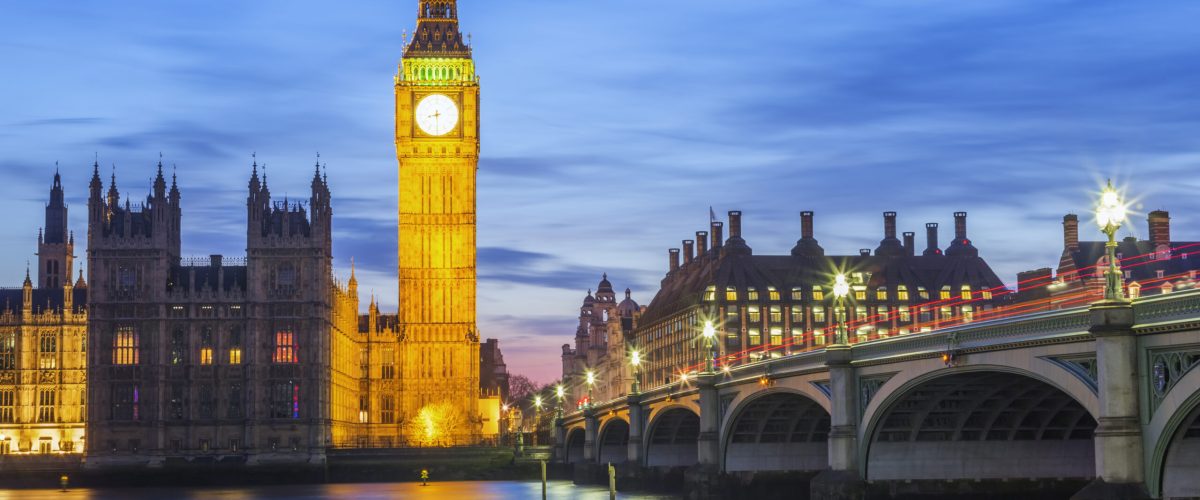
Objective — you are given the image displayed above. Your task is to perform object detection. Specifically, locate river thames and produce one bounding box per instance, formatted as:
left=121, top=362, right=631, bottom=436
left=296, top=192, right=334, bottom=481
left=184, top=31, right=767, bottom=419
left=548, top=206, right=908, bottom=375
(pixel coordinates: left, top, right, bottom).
left=0, top=481, right=680, bottom=499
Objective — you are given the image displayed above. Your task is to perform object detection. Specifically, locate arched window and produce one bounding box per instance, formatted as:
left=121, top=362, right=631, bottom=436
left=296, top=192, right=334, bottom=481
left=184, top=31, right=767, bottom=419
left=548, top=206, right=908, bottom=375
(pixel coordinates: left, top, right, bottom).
left=113, top=327, right=139, bottom=365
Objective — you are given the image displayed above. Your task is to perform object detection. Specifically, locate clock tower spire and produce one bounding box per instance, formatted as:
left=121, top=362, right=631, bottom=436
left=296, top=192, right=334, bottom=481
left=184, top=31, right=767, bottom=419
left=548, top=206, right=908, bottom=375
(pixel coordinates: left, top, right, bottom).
left=394, top=0, right=481, bottom=445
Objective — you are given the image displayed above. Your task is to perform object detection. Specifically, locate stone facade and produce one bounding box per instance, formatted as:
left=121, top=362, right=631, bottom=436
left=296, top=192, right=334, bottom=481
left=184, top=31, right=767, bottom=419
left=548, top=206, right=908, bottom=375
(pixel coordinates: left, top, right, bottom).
left=0, top=172, right=87, bottom=455
left=561, top=275, right=642, bottom=409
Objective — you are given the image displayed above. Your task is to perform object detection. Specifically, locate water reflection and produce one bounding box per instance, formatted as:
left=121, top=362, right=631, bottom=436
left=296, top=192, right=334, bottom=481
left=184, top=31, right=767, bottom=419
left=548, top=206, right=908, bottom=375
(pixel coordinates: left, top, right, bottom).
left=0, top=480, right=680, bottom=500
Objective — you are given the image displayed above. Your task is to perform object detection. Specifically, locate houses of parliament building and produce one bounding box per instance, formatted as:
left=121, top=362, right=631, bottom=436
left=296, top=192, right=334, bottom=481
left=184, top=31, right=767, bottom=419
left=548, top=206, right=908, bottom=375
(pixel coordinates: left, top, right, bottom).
left=0, top=0, right=503, bottom=466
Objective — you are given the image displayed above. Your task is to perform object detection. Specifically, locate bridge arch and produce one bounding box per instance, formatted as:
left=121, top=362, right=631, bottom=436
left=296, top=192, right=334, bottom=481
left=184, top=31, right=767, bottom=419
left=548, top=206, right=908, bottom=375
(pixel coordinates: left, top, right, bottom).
left=721, top=389, right=830, bottom=472
left=1147, top=359, right=1200, bottom=498
left=564, top=427, right=586, bottom=464
left=860, top=365, right=1097, bottom=483
left=644, top=406, right=700, bottom=467
left=597, top=417, right=630, bottom=465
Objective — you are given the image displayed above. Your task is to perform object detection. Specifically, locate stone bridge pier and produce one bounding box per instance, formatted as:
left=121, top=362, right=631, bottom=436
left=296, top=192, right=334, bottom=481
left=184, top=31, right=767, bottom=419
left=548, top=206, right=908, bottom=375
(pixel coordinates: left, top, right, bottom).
left=556, top=292, right=1200, bottom=499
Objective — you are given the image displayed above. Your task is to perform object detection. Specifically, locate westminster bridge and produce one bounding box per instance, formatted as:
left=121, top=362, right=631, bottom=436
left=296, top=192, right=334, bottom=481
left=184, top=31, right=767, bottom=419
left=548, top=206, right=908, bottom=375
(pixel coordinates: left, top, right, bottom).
left=554, top=290, right=1200, bottom=499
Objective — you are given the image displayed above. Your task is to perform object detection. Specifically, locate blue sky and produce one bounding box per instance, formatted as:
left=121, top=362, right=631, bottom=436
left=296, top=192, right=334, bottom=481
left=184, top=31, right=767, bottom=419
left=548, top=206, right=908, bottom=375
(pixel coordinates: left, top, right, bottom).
left=3, top=0, right=1200, bottom=384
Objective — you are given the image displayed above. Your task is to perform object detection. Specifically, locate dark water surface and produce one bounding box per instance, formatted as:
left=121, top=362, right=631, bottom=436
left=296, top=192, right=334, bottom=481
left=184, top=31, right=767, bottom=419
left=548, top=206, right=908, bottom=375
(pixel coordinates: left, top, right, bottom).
left=0, top=480, right=681, bottom=499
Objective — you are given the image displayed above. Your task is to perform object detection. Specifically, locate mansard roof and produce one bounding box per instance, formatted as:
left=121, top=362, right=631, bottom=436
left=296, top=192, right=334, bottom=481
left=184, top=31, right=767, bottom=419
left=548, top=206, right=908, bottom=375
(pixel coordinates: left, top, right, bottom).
left=1062, top=238, right=1200, bottom=283
left=0, top=287, right=87, bottom=315
left=638, top=251, right=1007, bottom=327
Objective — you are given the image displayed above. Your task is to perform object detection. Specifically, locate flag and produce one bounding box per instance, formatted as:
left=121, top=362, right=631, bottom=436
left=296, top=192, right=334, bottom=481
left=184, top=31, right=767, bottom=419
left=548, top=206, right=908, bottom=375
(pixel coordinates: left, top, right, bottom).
left=709, top=206, right=716, bottom=223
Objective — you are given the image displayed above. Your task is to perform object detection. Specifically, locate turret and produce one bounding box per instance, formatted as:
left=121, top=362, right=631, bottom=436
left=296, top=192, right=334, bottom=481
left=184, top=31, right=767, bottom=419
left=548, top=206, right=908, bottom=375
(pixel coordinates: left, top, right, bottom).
left=39, top=169, right=73, bottom=288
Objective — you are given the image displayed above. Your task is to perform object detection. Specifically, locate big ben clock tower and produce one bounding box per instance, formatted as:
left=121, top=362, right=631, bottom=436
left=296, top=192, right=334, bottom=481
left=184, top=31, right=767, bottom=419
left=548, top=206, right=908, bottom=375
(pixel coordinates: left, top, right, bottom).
left=395, top=0, right=480, bottom=442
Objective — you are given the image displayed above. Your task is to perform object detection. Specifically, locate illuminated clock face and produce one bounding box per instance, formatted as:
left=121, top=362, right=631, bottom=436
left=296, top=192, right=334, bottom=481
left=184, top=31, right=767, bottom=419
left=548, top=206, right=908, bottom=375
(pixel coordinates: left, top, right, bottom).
left=415, top=94, right=459, bottom=136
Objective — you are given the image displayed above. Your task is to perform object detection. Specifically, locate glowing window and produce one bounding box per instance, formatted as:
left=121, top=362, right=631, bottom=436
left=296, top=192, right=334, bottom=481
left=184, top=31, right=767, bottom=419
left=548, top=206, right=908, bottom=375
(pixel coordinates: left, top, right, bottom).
left=918, top=287, right=929, bottom=300
left=876, top=288, right=888, bottom=301
left=199, top=328, right=213, bottom=365
left=899, top=306, right=911, bottom=322
left=747, top=287, right=759, bottom=301
left=897, top=285, right=909, bottom=301
left=381, top=348, right=396, bottom=379
left=854, top=287, right=867, bottom=301
left=0, top=334, right=14, bottom=370
left=790, top=306, right=803, bottom=323
left=769, top=306, right=782, bottom=323
left=39, top=334, right=57, bottom=369
left=960, top=285, right=972, bottom=300
left=725, top=287, right=737, bottom=301
left=703, top=286, right=716, bottom=301
left=748, top=329, right=761, bottom=346
left=767, top=287, right=780, bottom=301
left=113, top=327, right=139, bottom=365
left=982, top=290, right=993, bottom=300
left=769, top=328, right=783, bottom=346
left=940, top=286, right=951, bottom=300
left=791, top=287, right=803, bottom=300
left=811, top=286, right=824, bottom=301
left=273, top=330, right=298, bottom=364
left=747, top=306, right=761, bottom=324
left=813, top=306, right=826, bottom=323
left=855, top=306, right=867, bottom=322
left=228, top=328, right=243, bottom=365
left=0, top=389, right=14, bottom=423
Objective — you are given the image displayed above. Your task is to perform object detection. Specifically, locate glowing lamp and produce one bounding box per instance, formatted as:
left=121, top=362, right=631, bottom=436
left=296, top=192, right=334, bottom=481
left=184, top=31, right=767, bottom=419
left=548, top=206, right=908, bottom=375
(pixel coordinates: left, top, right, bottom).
left=702, top=321, right=716, bottom=340
left=555, top=385, right=565, bottom=399
left=679, top=372, right=689, bottom=382
left=534, top=395, right=543, bottom=409
left=1096, top=181, right=1126, bottom=230
left=585, top=370, right=596, bottom=386
left=833, top=274, right=850, bottom=299
left=631, top=350, right=641, bottom=367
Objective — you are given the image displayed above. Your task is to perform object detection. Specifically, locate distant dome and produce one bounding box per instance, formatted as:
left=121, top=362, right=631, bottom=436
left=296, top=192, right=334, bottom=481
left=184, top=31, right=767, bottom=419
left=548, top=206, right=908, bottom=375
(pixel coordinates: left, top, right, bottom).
left=596, top=273, right=615, bottom=294
left=617, top=288, right=639, bottom=316
left=582, top=290, right=595, bottom=305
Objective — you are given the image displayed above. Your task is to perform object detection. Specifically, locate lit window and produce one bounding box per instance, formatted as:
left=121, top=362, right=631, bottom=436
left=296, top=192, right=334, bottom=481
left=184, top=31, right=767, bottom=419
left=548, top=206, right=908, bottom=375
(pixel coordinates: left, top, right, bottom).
left=877, top=306, right=888, bottom=321
left=725, top=287, right=737, bottom=301
left=113, top=327, right=139, bottom=365
left=769, top=328, right=783, bottom=346
left=963, top=305, right=974, bottom=322
left=199, top=328, right=214, bottom=365
left=273, top=330, right=298, bottom=364
left=813, top=306, right=826, bottom=323
left=855, top=306, right=867, bottom=322
left=982, top=290, right=992, bottom=300
left=748, top=329, right=761, bottom=346
left=899, top=306, right=911, bottom=322
left=0, top=389, right=13, bottom=423
left=747, top=306, right=761, bottom=324
left=918, top=287, right=929, bottom=300
left=813, top=329, right=825, bottom=345
left=940, top=306, right=952, bottom=320
left=876, top=288, right=888, bottom=301
left=897, top=285, right=909, bottom=301
left=791, top=287, right=803, bottom=300
left=228, top=328, right=243, bottom=365
left=854, top=286, right=867, bottom=301
left=960, top=285, right=972, bottom=300
left=769, top=306, right=782, bottom=323
left=852, top=272, right=865, bottom=284
left=0, top=334, right=14, bottom=370
left=747, top=287, right=759, bottom=301
left=381, top=348, right=396, bottom=379
left=790, top=306, right=804, bottom=323
left=811, top=286, right=824, bottom=301
left=940, top=286, right=951, bottom=300
left=767, top=287, right=780, bottom=301
left=39, top=334, right=57, bottom=369
left=36, top=390, right=56, bottom=423
left=703, top=286, right=716, bottom=301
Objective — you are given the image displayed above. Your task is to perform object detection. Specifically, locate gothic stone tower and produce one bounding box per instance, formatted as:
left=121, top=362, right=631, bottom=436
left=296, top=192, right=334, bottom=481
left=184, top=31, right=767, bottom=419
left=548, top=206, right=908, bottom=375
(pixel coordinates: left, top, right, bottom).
left=38, top=170, right=75, bottom=289
left=395, top=0, right=480, bottom=441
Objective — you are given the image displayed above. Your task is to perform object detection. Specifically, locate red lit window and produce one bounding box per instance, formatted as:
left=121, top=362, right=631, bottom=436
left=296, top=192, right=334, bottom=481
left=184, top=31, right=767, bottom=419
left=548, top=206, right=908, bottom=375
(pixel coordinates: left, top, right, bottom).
left=273, top=330, right=297, bottom=364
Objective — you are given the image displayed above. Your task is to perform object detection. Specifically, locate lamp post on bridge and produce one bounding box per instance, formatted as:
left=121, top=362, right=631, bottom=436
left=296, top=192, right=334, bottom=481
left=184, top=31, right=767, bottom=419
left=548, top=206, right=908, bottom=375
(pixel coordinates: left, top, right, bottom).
left=629, top=348, right=641, bottom=395
left=1096, top=179, right=1128, bottom=302
left=832, top=273, right=851, bottom=345
left=585, top=369, right=596, bottom=410
left=701, top=320, right=717, bottom=373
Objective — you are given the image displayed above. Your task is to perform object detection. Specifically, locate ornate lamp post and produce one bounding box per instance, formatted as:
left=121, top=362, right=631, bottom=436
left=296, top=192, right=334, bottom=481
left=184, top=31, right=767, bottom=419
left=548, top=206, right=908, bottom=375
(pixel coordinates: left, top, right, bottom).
left=832, top=273, right=851, bottom=345
left=532, top=395, right=543, bottom=446
left=585, top=369, right=596, bottom=410
left=701, top=320, right=717, bottom=373
left=629, top=349, right=642, bottom=395
left=554, top=384, right=565, bottom=419
left=1096, top=180, right=1128, bottom=301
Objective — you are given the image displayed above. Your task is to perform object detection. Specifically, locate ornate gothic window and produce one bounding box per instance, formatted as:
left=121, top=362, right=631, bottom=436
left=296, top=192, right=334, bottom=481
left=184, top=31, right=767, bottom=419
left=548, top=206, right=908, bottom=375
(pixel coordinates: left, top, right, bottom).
left=37, top=390, right=56, bottom=423
left=227, top=328, right=242, bottom=365
left=381, top=348, right=395, bottom=379
left=170, top=329, right=187, bottom=365
left=227, top=383, right=244, bottom=419
left=113, top=327, right=139, bottom=365
left=381, top=395, right=396, bottom=424
left=0, top=389, right=14, bottom=423
left=169, top=383, right=185, bottom=419
left=273, top=330, right=297, bottom=364
left=198, top=384, right=214, bottom=419
left=0, top=333, right=15, bottom=370
left=270, top=380, right=300, bottom=419
left=199, top=328, right=214, bottom=365
left=111, top=383, right=139, bottom=420
left=39, top=334, right=57, bottom=369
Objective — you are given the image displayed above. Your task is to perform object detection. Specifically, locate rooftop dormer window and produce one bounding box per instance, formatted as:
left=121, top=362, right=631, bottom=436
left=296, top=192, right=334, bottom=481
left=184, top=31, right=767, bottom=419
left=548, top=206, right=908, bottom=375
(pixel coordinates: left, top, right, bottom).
left=747, top=287, right=759, bottom=301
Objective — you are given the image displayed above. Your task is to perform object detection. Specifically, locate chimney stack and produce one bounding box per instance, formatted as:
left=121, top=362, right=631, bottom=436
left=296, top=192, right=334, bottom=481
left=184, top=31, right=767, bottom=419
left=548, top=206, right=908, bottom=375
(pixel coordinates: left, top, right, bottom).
left=924, top=223, right=941, bottom=256
left=859, top=249, right=871, bottom=257
left=903, top=232, right=915, bottom=257
left=1149, top=210, right=1171, bottom=247
left=696, top=231, right=709, bottom=255
left=884, top=211, right=897, bottom=239
left=728, top=211, right=742, bottom=240
left=801, top=211, right=815, bottom=239
left=683, top=240, right=695, bottom=265
left=711, top=221, right=723, bottom=250
left=668, top=248, right=680, bottom=272
left=954, top=212, right=968, bottom=241
left=1063, top=214, right=1079, bottom=252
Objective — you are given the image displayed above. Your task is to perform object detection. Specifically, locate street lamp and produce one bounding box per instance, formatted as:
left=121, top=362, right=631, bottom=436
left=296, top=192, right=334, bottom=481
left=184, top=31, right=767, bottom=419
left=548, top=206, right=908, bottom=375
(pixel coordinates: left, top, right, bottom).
left=629, top=349, right=642, bottom=395
left=532, top=395, right=543, bottom=446
left=585, top=370, right=595, bottom=409
left=554, top=384, right=565, bottom=419
left=1096, top=180, right=1128, bottom=301
left=701, top=320, right=717, bottom=373
left=832, top=273, right=851, bottom=345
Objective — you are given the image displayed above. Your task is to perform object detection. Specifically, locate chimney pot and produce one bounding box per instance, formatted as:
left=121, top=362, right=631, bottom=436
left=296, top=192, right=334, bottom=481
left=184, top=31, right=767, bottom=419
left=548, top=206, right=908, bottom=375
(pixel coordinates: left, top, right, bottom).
left=903, top=232, right=915, bottom=257
left=801, top=211, right=815, bottom=239
left=954, top=212, right=968, bottom=240
left=696, top=231, right=709, bottom=255
left=859, top=248, right=871, bottom=257
left=711, top=222, right=723, bottom=249
left=728, top=211, right=742, bottom=240
left=683, top=240, right=695, bottom=265
left=883, top=212, right=897, bottom=239
left=668, top=249, right=680, bottom=272
left=1149, top=210, right=1171, bottom=247
left=1063, top=214, right=1079, bottom=251
left=924, top=223, right=941, bottom=256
